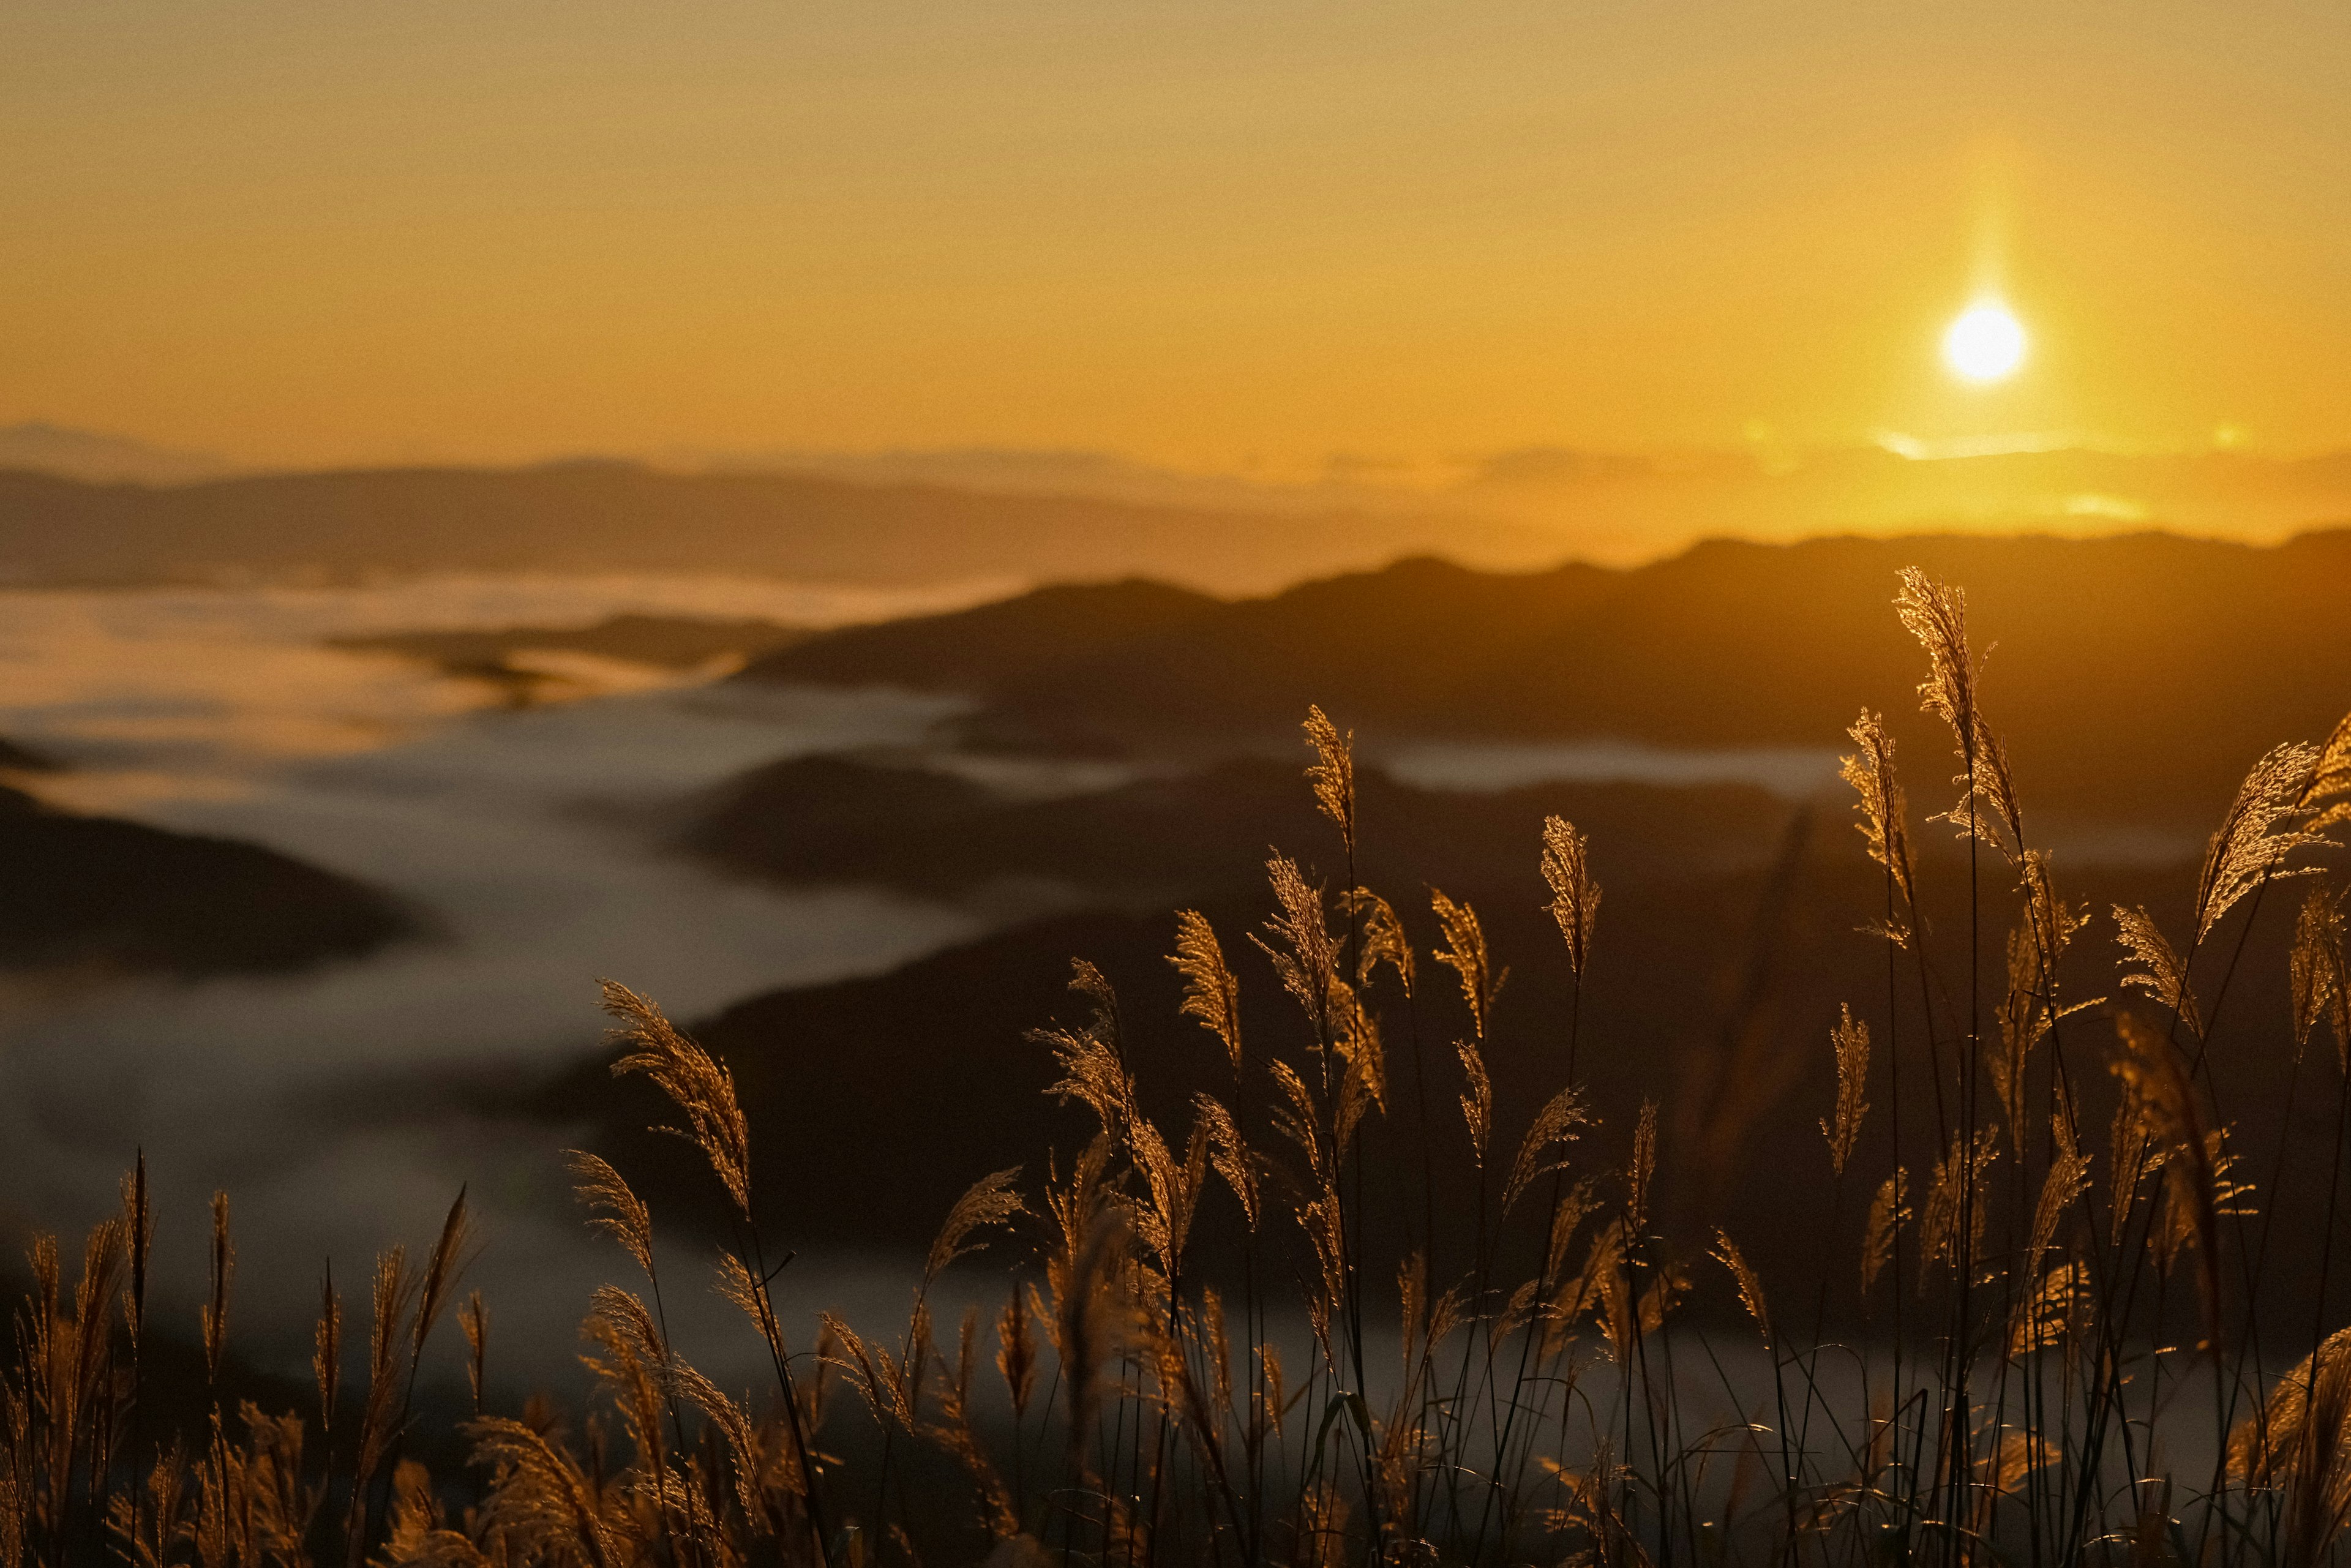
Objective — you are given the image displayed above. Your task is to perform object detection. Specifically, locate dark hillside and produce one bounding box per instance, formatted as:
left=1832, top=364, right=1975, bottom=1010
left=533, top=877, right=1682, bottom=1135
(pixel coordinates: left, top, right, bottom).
left=683, top=754, right=1791, bottom=904
left=0, top=786, right=415, bottom=973
left=0, top=737, right=60, bottom=773
left=744, top=579, right=1221, bottom=694
left=740, top=530, right=2351, bottom=827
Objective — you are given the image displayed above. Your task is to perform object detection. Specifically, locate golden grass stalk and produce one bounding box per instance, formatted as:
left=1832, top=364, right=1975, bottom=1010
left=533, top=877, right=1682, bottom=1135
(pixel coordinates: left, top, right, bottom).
left=1895, top=566, right=2023, bottom=857
left=1335, top=972, right=1387, bottom=1105
left=1860, top=1169, right=1908, bottom=1299
left=1974, top=1432, right=2058, bottom=1507
left=1840, top=708, right=1919, bottom=925
left=927, top=1168, right=1027, bottom=1286
left=996, top=1283, right=1039, bottom=1421
left=464, top=1414, right=624, bottom=1567
left=2007, top=1260, right=2087, bottom=1359
left=1543, top=1178, right=1600, bottom=1289
left=821, top=1307, right=921, bottom=1433
left=1302, top=704, right=1357, bottom=858
left=1193, top=1092, right=1262, bottom=1230
left=1539, top=814, right=1600, bottom=979
left=1820, top=1005, right=1870, bottom=1177
left=1169, top=909, right=1244, bottom=1071
left=1340, top=887, right=1415, bottom=997
left=1709, top=1230, right=1771, bottom=1345
left=673, top=1357, right=774, bottom=1529
left=1453, top=1040, right=1492, bottom=1168
left=2232, top=1329, right=2351, bottom=1568
left=2309, top=710, right=2351, bottom=833
left=1430, top=888, right=1504, bottom=1041
left=1125, top=1112, right=1200, bottom=1279
left=1036, top=969, right=1138, bottom=1140
left=2025, top=1146, right=2092, bottom=1280
left=2292, top=883, right=2350, bottom=1068
left=565, top=1149, right=656, bottom=1280
left=1256, top=856, right=1341, bottom=1044
left=1502, top=1086, right=1589, bottom=1215
left=2195, top=739, right=2327, bottom=940
left=1917, top=1130, right=1998, bottom=1292
left=2113, top=904, right=2204, bottom=1038
left=1625, top=1100, right=1659, bottom=1238
left=601, top=978, right=754, bottom=1219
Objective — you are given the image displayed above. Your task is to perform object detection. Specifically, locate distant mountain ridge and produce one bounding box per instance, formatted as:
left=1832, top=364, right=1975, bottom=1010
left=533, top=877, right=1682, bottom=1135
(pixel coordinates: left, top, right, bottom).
left=0, top=460, right=1556, bottom=594
left=0, top=422, right=235, bottom=486
left=8, top=434, right=2349, bottom=592
left=713, top=440, right=2351, bottom=554
left=738, top=529, right=2351, bottom=828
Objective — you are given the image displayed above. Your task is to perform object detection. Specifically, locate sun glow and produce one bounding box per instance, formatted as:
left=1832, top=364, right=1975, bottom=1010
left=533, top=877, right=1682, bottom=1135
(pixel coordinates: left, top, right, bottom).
left=1942, top=302, right=2028, bottom=383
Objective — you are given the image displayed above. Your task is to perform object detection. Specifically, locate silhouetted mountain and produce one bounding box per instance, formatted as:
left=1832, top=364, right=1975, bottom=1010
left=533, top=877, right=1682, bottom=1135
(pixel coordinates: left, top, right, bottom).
left=0, top=786, right=415, bottom=973
left=683, top=753, right=1790, bottom=904
left=0, top=736, right=60, bottom=773
left=0, top=462, right=1553, bottom=593
left=763, top=579, right=1218, bottom=691
left=741, top=530, right=2351, bottom=828
left=0, top=422, right=235, bottom=485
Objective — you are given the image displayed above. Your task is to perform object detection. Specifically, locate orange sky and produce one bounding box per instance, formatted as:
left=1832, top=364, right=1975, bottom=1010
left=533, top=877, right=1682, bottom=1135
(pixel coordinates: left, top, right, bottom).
left=5, top=2, right=2348, bottom=476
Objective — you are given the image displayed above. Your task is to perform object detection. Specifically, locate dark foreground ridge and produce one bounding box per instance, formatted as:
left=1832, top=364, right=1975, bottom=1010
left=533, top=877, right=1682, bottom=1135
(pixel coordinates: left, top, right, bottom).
left=0, top=784, right=416, bottom=973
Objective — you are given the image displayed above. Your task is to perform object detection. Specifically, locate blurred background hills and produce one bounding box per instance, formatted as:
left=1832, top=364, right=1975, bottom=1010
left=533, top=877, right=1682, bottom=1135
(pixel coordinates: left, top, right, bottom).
left=6, top=420, right=2350, bottom=588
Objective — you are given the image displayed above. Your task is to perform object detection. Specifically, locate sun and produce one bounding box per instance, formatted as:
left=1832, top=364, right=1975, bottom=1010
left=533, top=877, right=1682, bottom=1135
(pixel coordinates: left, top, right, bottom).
left=1942, top=301, right=2027, bottom=383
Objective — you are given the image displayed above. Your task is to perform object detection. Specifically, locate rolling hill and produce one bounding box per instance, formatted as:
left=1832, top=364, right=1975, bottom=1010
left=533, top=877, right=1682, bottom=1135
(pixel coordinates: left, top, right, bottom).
left=0, top=784, right=416, bottom=974
left=739, top=529, right=2351, bottom=830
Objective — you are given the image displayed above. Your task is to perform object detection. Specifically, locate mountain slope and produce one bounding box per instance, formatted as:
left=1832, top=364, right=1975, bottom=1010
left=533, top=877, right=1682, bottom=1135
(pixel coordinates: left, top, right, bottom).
left=681, top=754, right=1790, bottom=902
left=0, top=786, right=415, bottom=973
left=740, top=530, right=2351, bottom=827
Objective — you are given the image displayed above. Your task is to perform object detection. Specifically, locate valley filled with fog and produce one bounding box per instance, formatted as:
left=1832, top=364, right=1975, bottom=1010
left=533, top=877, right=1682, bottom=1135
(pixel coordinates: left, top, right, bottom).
left=0, top=575, right=1016, bottom=1386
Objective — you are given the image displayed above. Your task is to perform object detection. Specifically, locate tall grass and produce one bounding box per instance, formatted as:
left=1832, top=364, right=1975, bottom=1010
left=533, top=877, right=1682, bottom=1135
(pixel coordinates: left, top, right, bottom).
left=7, top=569, right=2351, bottom=1567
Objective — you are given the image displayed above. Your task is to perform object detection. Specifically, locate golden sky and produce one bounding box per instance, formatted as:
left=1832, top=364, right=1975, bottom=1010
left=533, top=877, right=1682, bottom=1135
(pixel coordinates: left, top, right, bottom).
left=5, top=2, right=2348, bottom=475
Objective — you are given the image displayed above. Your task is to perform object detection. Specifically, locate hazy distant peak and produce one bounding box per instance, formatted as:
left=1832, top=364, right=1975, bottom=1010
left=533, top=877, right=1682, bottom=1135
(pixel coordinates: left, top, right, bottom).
left=0, top=422, right=236, bottom=485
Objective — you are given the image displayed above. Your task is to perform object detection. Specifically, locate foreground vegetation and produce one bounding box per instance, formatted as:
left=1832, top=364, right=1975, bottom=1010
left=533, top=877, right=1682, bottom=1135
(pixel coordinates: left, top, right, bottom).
left=9, top=570, right=2351, bottom=1567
